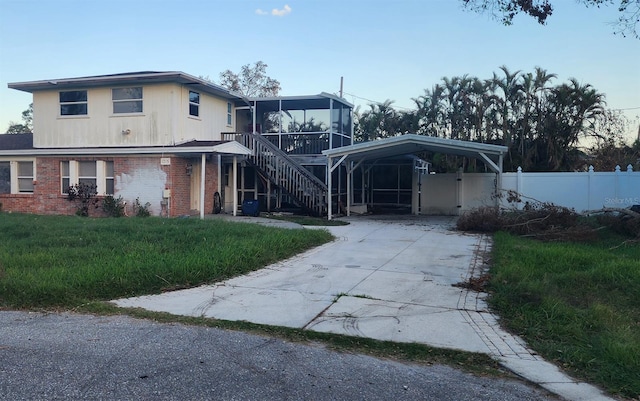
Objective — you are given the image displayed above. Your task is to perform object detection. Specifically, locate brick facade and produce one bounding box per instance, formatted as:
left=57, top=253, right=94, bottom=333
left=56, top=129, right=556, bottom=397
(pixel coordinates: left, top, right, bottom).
left=0, top=154, right=220, bottom=218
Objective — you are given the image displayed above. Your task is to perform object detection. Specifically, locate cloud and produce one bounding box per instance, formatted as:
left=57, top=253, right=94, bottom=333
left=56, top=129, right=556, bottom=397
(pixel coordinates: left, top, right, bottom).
left=255, top=4, right=292, bottom=17
left=271, top=4, right=292, bottom=17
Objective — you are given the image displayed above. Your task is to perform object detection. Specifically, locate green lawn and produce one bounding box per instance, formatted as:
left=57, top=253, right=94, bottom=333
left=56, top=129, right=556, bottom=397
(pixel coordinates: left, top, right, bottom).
left=3, top=213, right=639, bottom=396
left=0, top=213, right=333, bottom=309
left=0, top=212, right=504, bottom=378
left=490, top=231, right=640, bottom=398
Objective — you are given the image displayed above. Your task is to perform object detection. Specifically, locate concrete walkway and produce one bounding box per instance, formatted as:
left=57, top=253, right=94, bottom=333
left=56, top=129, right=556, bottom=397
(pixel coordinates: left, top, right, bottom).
left=114, top=215, right=613, bottom=401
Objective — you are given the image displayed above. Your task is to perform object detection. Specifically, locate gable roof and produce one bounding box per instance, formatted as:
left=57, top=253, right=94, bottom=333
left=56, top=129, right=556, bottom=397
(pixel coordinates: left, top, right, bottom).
left=8, top=71, right=243, bottom=101
left=0, top=133, right=34, bottom=150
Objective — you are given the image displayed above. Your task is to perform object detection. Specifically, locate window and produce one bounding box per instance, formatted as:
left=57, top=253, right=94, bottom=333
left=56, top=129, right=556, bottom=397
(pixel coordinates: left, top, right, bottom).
left=60, top=90, right=88, bottom=115
left=0, top=160, right=36, bottom=194
left=0, top=162, right=10, bottom=194
left=189, top=91, right=200, bottom=117
left=61, top=161, right=70, bottom=193
left=61, top=160, right=114, bottom=195
left=105, top=161, right=114, bottom=195
left=227, top=102, right=232, bottom=126
left=112, top=87, right=143, bottom=113
left=17, top=161, right=34, bottom=193
left=78, top=161, right=97, bottom=188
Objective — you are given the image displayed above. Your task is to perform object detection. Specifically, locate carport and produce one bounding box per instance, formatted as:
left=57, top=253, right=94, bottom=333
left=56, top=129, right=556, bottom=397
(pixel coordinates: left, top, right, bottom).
left=322, top=134, right=508, bottom=220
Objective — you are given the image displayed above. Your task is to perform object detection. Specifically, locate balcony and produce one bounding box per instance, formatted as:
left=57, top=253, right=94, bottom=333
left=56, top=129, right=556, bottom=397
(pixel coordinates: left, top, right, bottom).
left=233, top=93, right=353, bottom=156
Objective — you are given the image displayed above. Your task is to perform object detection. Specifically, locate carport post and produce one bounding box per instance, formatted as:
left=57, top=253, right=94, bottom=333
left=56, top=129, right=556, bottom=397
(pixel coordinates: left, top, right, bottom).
left=327, top=157, right=333, bottom=220
left=327, top=155, right=347, bottom=220
left=346, top=161, right=351, bottom=216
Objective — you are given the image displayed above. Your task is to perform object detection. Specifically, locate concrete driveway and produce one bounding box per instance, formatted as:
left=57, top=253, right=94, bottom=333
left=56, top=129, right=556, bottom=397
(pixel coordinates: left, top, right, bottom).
left=114, top=215, right=613, bottom=401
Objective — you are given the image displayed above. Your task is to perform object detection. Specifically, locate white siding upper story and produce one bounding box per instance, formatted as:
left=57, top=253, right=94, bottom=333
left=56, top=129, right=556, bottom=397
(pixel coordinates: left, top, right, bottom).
left=32, top=83, right=235, bottom=148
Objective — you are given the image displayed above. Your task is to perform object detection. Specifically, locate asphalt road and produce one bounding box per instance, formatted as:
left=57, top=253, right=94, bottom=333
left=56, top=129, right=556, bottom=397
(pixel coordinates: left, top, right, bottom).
left=0, top=311, right=557, bottom=401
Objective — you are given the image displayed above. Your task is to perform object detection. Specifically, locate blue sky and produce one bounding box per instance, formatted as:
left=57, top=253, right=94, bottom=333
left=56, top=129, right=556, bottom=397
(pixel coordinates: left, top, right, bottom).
left=1, top=0, right=639, bottom=141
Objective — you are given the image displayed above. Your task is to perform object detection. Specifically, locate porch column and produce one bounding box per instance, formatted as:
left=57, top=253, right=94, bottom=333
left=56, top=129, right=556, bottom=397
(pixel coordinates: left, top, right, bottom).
left=233, top=156, right=238, bottom=216
left=200, top=153, right=206, bottom=219
left=217, top=154, right=222, bottom=197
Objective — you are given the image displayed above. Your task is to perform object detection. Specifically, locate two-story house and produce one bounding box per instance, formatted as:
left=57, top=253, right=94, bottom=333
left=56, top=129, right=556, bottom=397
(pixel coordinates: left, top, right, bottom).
left=0, top=71, right=354, bottom=217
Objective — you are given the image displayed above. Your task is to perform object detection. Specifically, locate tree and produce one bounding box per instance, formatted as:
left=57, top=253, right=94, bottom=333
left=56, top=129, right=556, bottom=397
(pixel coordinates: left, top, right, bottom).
left=5, top=103, right=33, bottom=134
left=460, top=0, right=640, bottom=38
left=219, top=61, right=281, bottom=98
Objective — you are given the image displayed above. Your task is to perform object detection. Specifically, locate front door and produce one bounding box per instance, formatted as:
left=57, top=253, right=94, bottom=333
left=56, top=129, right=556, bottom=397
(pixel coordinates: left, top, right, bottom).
left=190, top=160, right=201, bottom=213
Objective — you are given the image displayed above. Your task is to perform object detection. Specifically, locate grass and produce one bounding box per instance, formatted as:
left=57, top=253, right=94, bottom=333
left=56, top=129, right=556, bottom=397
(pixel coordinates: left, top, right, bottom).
left=0, top=212, right=509, bottom=380
left=490, top=230, right=640, bottom=398
left=0, top=213, right=333, bottom=309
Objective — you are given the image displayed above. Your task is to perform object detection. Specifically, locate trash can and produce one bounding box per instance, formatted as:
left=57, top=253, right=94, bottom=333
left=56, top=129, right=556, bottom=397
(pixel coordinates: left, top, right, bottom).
left=242, top=199, right=260, bottom=217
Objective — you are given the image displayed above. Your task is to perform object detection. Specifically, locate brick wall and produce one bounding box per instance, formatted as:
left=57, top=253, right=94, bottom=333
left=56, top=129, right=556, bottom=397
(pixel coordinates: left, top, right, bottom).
left=0, top=154, right=220, bottom=218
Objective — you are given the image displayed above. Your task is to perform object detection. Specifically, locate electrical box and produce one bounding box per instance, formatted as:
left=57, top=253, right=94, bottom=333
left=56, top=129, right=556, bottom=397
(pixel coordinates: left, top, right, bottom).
left=163, top=189, right=171, bottom=198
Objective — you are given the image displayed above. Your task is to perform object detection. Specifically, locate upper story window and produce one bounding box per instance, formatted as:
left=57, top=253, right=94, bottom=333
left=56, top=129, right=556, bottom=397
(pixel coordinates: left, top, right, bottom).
left=60, top=90, right=88, bottom=115
left=227, top=102, right=232, bottom=126
left=189, top=91, right=200, bottom=117
left=112, top=87, right=143, bottom=114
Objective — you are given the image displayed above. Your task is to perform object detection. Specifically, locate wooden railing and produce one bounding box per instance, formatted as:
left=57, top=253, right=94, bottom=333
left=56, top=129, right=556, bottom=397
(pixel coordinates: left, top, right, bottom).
left=223, top=132, right=327, bottom=216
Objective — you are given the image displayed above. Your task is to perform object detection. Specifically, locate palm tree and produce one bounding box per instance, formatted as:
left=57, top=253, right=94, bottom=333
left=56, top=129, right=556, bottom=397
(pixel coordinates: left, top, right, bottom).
left=537, top=78, right=605, bottom=170
left=493, top=66, right=523, bottom=168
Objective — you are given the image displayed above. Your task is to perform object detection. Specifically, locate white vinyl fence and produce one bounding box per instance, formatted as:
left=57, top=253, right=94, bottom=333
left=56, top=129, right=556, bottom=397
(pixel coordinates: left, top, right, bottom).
left=414, top=165, right=640, bottom=215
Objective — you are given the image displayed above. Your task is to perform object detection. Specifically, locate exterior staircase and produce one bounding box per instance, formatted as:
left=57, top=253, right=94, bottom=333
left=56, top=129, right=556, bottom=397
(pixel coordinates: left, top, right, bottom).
left=226, top=132, right=327, bottom=216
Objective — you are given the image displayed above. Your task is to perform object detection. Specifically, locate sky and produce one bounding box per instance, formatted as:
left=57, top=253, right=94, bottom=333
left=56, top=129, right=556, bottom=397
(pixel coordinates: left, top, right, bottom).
left=1, top=0, right=639, bottom=142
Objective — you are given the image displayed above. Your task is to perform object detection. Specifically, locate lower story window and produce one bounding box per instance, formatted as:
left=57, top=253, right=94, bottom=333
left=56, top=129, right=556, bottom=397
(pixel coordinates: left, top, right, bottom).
left=0, top=161, right=9, bottom=194
left=61, top=160, right=114, bottom=195
left=0, top=160, right=35, bottom=194
left=17, top=161, right=34, bottom=193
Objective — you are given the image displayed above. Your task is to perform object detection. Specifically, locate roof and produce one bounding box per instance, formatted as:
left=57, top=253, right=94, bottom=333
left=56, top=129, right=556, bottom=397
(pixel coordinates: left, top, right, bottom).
left=0, top=136, right=251, bottom=157
left=0, top=133, right=34, bottom=150
left=8, top=71, right=244, bottom=101
left=323, top=134, right=508, bottom=173
left=252, top=92, right=353, bottom=111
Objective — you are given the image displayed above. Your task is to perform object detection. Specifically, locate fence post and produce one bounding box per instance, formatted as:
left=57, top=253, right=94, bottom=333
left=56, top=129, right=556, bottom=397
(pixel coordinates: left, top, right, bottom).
left=615, top=165, right=621, bottom=201
left=587, top=165, right=594, bottom=211
left=516, top=166, right=522, bottom=209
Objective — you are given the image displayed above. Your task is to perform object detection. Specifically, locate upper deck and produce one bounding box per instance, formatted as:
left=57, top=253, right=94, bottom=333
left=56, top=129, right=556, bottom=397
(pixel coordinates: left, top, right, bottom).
left=233, top=93, right=353, bottom=157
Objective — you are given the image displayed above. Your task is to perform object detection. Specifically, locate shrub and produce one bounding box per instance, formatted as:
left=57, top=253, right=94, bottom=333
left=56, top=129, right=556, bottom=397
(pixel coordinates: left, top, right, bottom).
left=134, top=198, right=151, bottom=217
left=67, top=183, right=98, bottom=217
left=102, top=195, right=125, bottom=217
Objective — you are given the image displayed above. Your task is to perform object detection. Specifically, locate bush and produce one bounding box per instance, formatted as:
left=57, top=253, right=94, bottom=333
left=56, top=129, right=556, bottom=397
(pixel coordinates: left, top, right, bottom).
left=134, top=198, right=151, bottom=217
left=102, top=195, right=125, bottom=217
left=67, top=183, right=98, bottom=217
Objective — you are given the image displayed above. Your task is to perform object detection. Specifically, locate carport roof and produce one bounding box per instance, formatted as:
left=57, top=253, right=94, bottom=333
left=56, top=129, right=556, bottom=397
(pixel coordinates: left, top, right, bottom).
left=322, top=134, right=508, bottom=173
